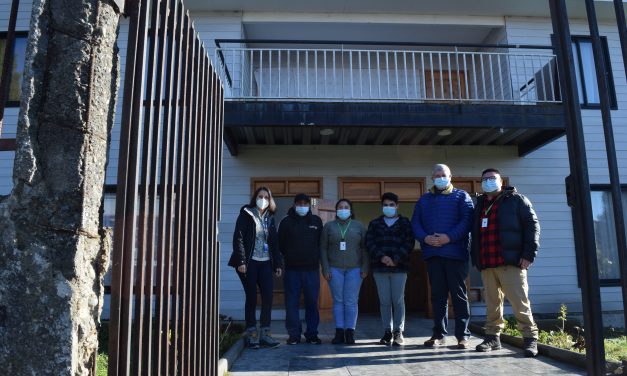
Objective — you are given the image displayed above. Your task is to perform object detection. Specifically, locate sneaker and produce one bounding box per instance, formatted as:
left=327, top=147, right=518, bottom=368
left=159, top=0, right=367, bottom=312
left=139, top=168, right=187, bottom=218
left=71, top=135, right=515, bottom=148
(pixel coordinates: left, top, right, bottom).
left=286, top=336, right=301, bottom=345
left=247, top=328, right=260, bottom=349
left=305, top=335, right=322, bottom=345
left=332, top=328, right=345, bottom=345
left=523, top=337, right=538, bottom=357
left=379, top=330, right=393, bottom=345
left=424, top=336, right=446, bottom=347
left=457, top=338, right=470, bottom=349
left=475, top=335, right=501, bottom=352
left=392, top=331, right=405, bottom=346
left=259, top=328, right=280, bottom=348
left=345, top=328, right=355, bottom=345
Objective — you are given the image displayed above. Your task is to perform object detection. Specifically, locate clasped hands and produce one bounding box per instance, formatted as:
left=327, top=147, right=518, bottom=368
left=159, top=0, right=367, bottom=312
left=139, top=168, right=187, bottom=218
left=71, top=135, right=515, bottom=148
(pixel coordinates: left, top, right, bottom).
left=424, top=233, right=451, bottom=247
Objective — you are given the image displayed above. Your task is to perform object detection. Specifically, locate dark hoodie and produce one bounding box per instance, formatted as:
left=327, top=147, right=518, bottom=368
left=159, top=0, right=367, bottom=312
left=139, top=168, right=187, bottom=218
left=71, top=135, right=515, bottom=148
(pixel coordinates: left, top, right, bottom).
left=228, top=205, right=283, bottom=270
left=278, top=207, right=323, bottom=271
left=470, top=186, right=541, bottom=270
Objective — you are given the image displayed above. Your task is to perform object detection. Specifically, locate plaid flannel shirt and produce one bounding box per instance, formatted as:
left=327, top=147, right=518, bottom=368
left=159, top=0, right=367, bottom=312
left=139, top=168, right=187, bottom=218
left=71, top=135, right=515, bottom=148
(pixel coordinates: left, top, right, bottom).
left=479, top=197, right=505, bottom=269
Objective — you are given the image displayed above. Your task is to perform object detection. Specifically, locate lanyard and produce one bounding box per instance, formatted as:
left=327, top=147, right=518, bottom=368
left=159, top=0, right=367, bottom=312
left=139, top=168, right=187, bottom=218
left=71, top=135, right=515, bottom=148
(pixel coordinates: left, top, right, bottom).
left=337, top=220, right=352, bottom=240
left=483, top=193, right=503, bottom=216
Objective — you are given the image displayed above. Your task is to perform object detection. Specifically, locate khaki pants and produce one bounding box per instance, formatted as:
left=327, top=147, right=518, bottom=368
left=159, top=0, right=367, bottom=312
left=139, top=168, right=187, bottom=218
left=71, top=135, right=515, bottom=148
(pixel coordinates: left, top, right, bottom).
left=481, top=265, right=538, bottom=339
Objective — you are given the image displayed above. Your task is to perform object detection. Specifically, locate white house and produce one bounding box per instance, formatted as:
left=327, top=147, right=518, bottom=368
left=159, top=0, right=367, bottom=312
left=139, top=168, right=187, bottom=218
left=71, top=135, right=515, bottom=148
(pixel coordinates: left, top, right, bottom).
left=1, top=0, right=626, bottom=324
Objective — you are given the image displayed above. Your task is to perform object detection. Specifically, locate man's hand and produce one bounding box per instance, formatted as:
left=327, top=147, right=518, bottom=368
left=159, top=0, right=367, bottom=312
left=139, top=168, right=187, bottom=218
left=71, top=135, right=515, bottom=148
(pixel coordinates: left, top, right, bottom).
left=237, top=265, right=247, bottom=274
left=424, top=235, right=441, bottom=247
left=519, top=259, right=532, bottom=270
left=434, top=233, right=450, bottom=245
left=360, top=271, right=368, bottom=279
left=324, top=272, right=331, bottom=281
left=275, top=268, right=283, bottom=277
left=381, top=256, right=393, bottom=266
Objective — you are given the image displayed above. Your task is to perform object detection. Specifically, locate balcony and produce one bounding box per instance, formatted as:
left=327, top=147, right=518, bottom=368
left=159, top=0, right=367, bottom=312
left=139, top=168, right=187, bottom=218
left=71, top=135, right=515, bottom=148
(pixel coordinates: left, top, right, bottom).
left=215, top=41, right=565, bottom=156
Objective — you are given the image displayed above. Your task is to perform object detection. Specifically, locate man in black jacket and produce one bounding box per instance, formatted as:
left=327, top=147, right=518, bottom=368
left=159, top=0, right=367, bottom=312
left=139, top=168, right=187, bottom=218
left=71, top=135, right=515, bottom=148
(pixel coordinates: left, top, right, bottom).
left=471, top=168, right=540, bottom=357
left=279, top=193, right=324, bottom=345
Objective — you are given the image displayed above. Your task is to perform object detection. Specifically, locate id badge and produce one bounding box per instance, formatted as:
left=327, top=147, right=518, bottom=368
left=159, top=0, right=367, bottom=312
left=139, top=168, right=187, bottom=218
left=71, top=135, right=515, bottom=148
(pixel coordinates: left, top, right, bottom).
left=339, top=241, right=347, bottom=251
left=263, top=243, right=269, bottom=254
left=481, top=218, right=488, bottom=228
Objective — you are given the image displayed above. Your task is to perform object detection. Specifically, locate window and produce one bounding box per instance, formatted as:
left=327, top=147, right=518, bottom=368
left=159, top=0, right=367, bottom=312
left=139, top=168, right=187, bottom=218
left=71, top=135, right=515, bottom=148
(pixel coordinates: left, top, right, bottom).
left=571, top=36, right=617, bottom=108
left=0, top=32, right=28, bottom=106
left=590, top=187, right=627, bottom=283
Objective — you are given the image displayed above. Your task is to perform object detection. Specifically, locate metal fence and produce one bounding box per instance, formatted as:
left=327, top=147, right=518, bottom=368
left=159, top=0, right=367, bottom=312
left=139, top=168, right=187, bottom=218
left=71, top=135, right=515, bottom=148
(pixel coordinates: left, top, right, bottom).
left=107, top=0, right=223, bottom=375
left=216, top=47, right=560, bottom=104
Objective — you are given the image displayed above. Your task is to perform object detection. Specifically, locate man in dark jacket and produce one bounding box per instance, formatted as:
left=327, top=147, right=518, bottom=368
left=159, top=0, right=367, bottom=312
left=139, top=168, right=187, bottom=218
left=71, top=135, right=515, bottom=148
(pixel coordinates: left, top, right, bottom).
left=411, top=164, right=474, bottom=349
left=366, top=192, right=415, bottom=346
left=471, top=168, right=540, bottom=357
left=279, top=193, right=324, bottom=344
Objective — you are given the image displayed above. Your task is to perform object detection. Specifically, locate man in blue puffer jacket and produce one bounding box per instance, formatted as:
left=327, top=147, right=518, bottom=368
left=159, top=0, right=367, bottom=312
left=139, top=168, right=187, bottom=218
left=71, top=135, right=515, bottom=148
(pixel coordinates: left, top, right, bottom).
left=411, top=164, right=474, bottom=349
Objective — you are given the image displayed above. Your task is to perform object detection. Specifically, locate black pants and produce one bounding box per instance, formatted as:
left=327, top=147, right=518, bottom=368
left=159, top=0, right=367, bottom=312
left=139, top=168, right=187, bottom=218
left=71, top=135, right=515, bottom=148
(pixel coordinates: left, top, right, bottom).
left=237, top=259, right=274, bottom=329
left=426, top=256, right=471, bottom=340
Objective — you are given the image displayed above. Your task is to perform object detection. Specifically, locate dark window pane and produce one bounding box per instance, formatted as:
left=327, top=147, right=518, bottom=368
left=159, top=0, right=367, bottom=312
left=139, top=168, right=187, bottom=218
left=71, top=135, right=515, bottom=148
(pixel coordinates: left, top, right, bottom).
left=591, top=190, right=627, bottom=280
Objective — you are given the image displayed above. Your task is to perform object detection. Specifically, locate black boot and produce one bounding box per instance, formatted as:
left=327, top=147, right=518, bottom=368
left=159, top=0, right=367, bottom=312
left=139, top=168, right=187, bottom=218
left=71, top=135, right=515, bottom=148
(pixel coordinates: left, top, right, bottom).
left=523, top=337, right=538, bottom=357
left=332, top=328, right=345, bottom=344
left=345, top=328, right=355, bottom=344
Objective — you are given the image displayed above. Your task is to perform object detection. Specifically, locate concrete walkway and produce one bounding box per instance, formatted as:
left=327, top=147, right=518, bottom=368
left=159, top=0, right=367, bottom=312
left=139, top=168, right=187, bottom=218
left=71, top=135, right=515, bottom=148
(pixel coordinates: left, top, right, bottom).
left=229, top=315, right=585, bottom=375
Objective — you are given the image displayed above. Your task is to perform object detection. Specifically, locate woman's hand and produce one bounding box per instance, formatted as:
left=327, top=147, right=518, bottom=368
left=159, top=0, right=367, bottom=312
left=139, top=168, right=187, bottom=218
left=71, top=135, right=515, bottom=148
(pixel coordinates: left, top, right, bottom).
left=237, top=265, right=247, bottom=274
left=324, top=272, right=331, bottom=281
left=360, top=271, right=368, bottom=279
left=275, top=268, right=283, bottom=277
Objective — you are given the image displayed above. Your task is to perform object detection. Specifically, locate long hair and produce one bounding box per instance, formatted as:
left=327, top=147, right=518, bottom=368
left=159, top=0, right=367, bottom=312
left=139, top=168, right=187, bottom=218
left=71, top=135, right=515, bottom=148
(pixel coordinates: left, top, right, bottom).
left=249, top=186, right=277, bottom=214
left=335, top=198, right=355, bottom=219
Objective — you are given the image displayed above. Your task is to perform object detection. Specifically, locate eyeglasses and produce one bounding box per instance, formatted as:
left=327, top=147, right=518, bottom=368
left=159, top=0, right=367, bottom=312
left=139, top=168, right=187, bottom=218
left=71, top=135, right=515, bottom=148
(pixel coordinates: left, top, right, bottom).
left=481, top=176, right=499, bottom=182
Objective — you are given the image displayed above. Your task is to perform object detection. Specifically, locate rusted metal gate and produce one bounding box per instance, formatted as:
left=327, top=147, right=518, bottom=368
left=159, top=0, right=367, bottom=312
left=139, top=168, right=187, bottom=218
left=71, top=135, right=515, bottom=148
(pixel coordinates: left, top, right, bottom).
left=107, top=0, right=223, bottom=374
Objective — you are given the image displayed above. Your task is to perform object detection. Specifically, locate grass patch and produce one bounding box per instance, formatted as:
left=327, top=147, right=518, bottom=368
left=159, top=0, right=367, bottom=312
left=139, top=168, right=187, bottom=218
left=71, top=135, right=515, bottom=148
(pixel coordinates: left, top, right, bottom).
left=503, top=304, right=627, bottom=362
left=97, top=322, right=109, bottom=375
left=219, top=316, right=245, bottom=357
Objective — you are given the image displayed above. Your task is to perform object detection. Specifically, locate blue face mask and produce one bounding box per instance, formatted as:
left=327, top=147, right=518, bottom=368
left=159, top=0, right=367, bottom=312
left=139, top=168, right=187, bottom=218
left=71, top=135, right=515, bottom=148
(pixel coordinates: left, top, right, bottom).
left=295, top=206, right=309, bottom=216
left=482, top=179, right=500, bottom=193
left=433, top=177, right=450, bottom=189
left=382, top=206, right=397, bottom=218
left=337, top=209, right=351, bottom=221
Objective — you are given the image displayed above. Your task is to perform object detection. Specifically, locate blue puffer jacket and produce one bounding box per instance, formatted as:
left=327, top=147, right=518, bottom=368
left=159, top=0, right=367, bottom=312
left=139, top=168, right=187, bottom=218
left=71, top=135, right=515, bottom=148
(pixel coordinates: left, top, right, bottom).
left=411, top=185, right=474, bottom=261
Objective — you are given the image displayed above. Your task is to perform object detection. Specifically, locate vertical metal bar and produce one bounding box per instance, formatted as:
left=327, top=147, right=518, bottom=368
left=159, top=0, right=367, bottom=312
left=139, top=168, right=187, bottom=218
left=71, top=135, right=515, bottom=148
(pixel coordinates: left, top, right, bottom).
left=259, top=49, right=263, bottom=97
left=394, top=51, right=399, bottom=99
left=269, top=49, right=272, bottom=97
left=315, top=49, right=318, bottom=97
left=548, top=56, right=556, bottom=101
left=538, top=56, right=548, bottom=102
left=480, top=54, right=486, bottom=100
left=585, top=0, right=627, bottom=335
left=278, top=50, right=281, bottom=97
left=358, top=51, right=362, bottom=98
left=108, top=0, right=150, bottom=373
left=430, top=53, right=435, bottom=99
left=421, top=53, right=426, bottom=98
left=447, top=52, right=453, bottom=100
left=463, top=53, right=469, bottom=99
left=287, top=50, right=291, bottom=97
left=249, top=50, right=253, bottom=97
left=169, top=12, right=191, bottom=375
left=472, top=53, right=478, bottom=100
left=549, top=1, right=606, bottom=375
left=332, top=50, right=335, bottom=98
left=507, top=54, right=515, bottom=101
left=297, top=50, right=300, bottom=97
left=159, top=2, right=185, bottom=373
left=521, top=53, right=528, bottom=101
left=403, top=52, right=408, bottom=99
left=412, top=52, right=417, bottom=99
left=455, top=49, right=461, bottom=100
left=350, top=51, right=354, bottom=98
left=488, top=53, right=495, bottom=100
left=154, top=0, right=179, bottom=372
left=323, top=50, right=327, bottom=97
left=133, top=0, right=164, bottom=373
left=613, top=0, right=627, bottom=78
left=0, top=0, right=20, bottom=135
left=386, top=52, right=390, bottom=98
left=438, top=53, right=444, bottom=99
left=377, top=52, right=381, bottom=98
left=306, top=50, right=309, bottom=97
left=497, top=54, right=504, bottom=100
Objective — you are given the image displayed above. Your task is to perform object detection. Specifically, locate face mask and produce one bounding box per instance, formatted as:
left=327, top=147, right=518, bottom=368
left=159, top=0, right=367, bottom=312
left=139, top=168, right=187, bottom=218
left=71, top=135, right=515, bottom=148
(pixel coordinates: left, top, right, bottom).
left=382, top=206, right=397, bottom=218
left=482, top=179, right=500, bottom=193
left=295, top=206, right=309, bottom=216
left=256, top=198, right=269, bottom=210
left=336, top=209, right=351, bottom=221
left=434, top=177, right=450, bottom=189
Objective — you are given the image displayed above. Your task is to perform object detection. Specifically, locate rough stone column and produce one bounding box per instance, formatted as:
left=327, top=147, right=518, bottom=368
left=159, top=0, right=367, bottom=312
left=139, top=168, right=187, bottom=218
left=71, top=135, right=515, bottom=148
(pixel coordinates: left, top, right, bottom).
left=0, top=0, right=121, bottom=374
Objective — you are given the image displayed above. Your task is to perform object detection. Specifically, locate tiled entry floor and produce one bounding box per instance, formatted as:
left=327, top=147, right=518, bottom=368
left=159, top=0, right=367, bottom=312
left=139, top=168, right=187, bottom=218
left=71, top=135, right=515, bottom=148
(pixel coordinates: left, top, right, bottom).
left=229, top=315, right=585, bottom=375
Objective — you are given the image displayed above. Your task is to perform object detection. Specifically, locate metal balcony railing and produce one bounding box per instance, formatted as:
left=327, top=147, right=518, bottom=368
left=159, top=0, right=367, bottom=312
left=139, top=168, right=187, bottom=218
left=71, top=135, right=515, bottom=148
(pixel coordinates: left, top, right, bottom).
left=215, top=44, right=561, bottom=104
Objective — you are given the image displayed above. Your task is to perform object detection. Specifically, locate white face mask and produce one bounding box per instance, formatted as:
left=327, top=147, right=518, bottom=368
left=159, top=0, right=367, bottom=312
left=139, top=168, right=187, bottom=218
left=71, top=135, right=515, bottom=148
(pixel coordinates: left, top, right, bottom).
left=482, top=179, right=500, bottom=193
left=433, top=176, right=450, bottom=189
left=256, top=198, right=269, bottom=210
left=382, top=206, right=397, bottom=218
left=336, top=209, right=351, bottom=221
left=295, top=206, right=309, bottom=216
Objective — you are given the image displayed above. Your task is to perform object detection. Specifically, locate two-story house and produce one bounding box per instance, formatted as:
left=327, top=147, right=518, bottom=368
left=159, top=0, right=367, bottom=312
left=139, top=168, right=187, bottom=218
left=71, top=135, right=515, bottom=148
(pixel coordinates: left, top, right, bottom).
left=1, top=0, right=626, bottom=325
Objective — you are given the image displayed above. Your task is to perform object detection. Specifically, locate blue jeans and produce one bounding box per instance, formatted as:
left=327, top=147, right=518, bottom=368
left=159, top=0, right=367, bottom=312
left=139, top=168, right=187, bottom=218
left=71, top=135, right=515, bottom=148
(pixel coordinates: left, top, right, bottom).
left=373, top=272, right=407, bottom=332
left=328, top=267, right=363, bottom=329
left=426, top=256, right=471, bottom=340
left=237, top=259, right=274, bottom=330
left=284, top=270, right=320, bottom=339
